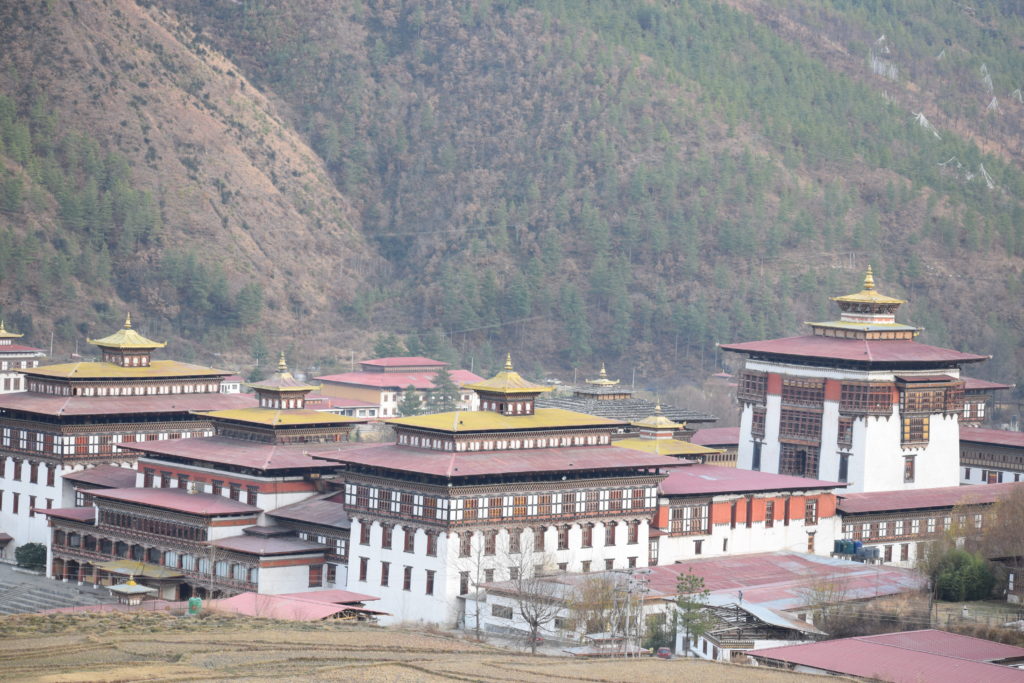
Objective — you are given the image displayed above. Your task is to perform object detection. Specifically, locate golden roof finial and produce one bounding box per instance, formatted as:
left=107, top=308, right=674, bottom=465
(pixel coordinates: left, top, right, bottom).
left=598, top=362, right=608, bottom=379
left=863, top=265, right=875, bottom=291
left=277, top=351, right=288, bottom=373
left=124, top=312, right=133, bottom=329
left=504, top=353, right=513, bottom=371
left=0, top=320, right=5, bottom=333
left=126, top=574, right=137, bottom=586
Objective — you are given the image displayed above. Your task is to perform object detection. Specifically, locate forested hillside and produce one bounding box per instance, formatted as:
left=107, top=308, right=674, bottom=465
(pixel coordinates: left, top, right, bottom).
left=1, top=0, right=1022, bottom=390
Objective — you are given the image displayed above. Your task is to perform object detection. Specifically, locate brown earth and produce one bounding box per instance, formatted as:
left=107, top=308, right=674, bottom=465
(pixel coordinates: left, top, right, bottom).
left=0, top=612, right=829, bottom=682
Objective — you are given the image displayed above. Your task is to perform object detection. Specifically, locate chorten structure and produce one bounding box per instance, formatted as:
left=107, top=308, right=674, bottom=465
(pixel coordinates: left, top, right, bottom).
left=721, top=268, right=987, bottom=493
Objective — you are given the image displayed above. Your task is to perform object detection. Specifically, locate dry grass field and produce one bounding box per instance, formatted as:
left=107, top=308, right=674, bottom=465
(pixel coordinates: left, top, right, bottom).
left=0, top=612, right=824, bottom=682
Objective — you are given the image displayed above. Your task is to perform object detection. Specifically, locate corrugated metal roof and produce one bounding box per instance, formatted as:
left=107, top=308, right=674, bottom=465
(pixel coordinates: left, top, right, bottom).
left=268, top=494, right=350, bottom=529
left=720, top=335, right=988, bottom=365
left=89, top=487, right=261, bottom=516
left=748, top=630, right=1024, bottom=683
left=960, top=426, right=1024, bottom=449
left=37, top=507, right=96, bottom=522
left=63, top=464, right=137, bottom=488
left=212, top=592, right=388, bottom=621
left=962, top=376, right=1015, bottom=391
left=659, top=465, right=841, bottom=496
left=0, top=391, right=256, bottom=417
left=644, top=552, right=925, bottom=611
left=210, top=533, right=325, bottom=556
left=838, top=481, right=1024, bottom=514
left=318, top=443, right=683, bottom=478
left=316, top=369, right=482, bottom=389
left=690, top=427, right=740, bottom=447
left=388, top=408, right=623, bottom=432
left=124, top=437, right=347, bottom=471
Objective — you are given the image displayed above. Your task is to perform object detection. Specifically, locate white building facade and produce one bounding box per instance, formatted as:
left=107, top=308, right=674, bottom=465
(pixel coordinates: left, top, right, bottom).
left=724, top=268, right=987, bottom=494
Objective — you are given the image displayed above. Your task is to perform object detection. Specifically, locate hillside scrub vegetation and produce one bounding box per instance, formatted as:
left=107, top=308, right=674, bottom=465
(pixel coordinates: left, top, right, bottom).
left=1, top=1, right=1022, bottom=389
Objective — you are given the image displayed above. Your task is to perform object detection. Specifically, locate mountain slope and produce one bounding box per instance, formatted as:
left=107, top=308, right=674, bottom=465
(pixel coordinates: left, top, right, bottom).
left=1, top=0, right=1022, bottom=391
left=0, top=0, right=370, bottom=362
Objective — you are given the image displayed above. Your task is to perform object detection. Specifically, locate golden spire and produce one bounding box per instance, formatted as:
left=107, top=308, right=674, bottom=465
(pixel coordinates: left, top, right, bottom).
left=598, top=362, right=608, bottom=380
left=863, top=265, right=875, bottom=291
left=124, top=312, right=133, bottom=329
left=126, top=574, right=137, bottom=586
left=504, top=353, right=513, bottom=371
left=277, top=351, right=288, bottom=373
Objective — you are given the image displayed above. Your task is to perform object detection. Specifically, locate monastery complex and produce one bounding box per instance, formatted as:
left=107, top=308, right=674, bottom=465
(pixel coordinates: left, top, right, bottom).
left=1, top=270, right=1023, bottom=637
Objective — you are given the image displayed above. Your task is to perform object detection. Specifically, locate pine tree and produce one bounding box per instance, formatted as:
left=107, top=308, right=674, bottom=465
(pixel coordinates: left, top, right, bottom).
left=398, top=384, right=424, bottom=416
left=430, top=367, right=461, bottom=412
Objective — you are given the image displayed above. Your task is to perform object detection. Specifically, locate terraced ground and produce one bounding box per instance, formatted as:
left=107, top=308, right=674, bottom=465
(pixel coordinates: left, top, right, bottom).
left=0, top=612, right=821, bottom=682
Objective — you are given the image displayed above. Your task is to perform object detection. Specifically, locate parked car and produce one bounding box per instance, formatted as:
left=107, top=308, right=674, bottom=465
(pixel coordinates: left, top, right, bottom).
left=656, top=647, right=672, bottom=659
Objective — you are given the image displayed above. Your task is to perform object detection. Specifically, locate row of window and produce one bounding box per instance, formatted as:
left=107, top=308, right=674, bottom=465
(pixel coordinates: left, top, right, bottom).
left=98, top=508, right=206, bottom=541
left=0, top=490, right=51, bottom=516
left=27, top=381, right=220, bottom=396
left=843, top=512, right=986, bottom=542
left=2, top=376, right=24, bottom=391
left=0, top=458, right=56, bottom=485
left=0, top=359, right=38, bottom=370
left=142, top=468, right=258, bottom=504
left=394, top=432, right=612, bottom=452
left=347, top=485, right=655, bottom=522
left=963, top=467, right=1022, bottom=484
left=357, top=557, right=436, bottom=595
left=0, top=430, right=211, bottom=457
left=53, top=531, right=260, bottom=583
left=357, top=522, right=645, bottom=556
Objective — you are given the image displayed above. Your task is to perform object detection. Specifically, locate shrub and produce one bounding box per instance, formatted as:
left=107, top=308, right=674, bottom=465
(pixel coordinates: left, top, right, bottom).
left=933, top=548, right=995, bottom=602
left=15, top=542, right=46, bottom=571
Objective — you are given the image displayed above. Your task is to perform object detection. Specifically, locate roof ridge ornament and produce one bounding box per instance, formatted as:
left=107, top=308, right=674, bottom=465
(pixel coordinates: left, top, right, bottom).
left=124, top=312, right=133, bottom=329
left=277, top=351, right=288, bottom=373
left=863, top=265, right=875, bottom=291
left=504, top=353, right=513, bottom=371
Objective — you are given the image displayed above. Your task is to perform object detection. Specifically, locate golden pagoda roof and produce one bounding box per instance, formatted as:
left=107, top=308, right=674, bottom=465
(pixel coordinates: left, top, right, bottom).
left=24, top=359, right=228, bottom=380
left=830, top=266, right=905, bottom=305
left=0, top=321, right=23, bottom=339
left=200, top=407, right=361, bottom=427
left=247, top=353, right=320, bottom=393
left=388, top=407, right=620, bottom=432
left=88, top=314, right=167, bottom=350
left=631, top=405, right=684, bottom=430
left=462, top=354, right=552, bottom=395
left=585, top=363, right=620, bottom=387
left=614, top=437, right=720, bottom=457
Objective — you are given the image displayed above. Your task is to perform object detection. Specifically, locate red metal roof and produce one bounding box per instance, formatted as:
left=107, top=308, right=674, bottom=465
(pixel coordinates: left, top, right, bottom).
left=210, top=534, right=325, bottom=555
left=212, top=592, right=387, bottom=621
left=962, top=376, right=1015, bottom=391
left=960, top=426, right=1024, bottom=449
left=304, top=393, right=378, bottom=409
left=88, top=487, right=261, bottom=516
left=277, top=589, right=380, bottom=603
left=359, top=356, right=447, bottom=368
left=315, top=368, right=483, bottom=390
left=838, top=481, right=1024, bottom=515
left=0, top=392, right=256, bottom=417
left=317, top=443, right=684, bottom=478
left=720, top=335, right=988, bottom=365
left=861, top=629, right=1024, bottom=662
left=63, top=465, right=137, bottom=488
left=0, top=344, right=45, bottom=353
left=894, top=374, right=957, bottom=382
left=748, top=630, right=1024, bottom=683
left=37, top=507, right=96, bottom=522
left=690, top=427, right=740, bottom=447
left=124, top=437, right=347, bottom=471
left=659, top=464, right=841, bottom=496
left=268, top=494, right=350, bottom=529
left=644, top=552, right=925, bottom=610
